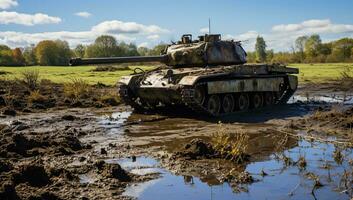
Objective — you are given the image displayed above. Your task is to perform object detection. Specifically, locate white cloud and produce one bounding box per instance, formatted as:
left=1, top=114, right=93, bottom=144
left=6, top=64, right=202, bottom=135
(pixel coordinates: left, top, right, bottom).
left=91, top=20, right=169, bottom=35
left=272, top=19, right=353, bottom=35
left=0, top=11, right=61, bottom=26
left=228, top=19, right=353, bottom=52
left=75, top=11, right=91, bottom=18
left=147, top=34, right=159, bottom=40
left=0, top=31, right=135, bottom=48
left=199, top=27, right=209, bottom=34
left=0, top=0, right=17, bottom=9
left=0, top=20, right=170, bottom=48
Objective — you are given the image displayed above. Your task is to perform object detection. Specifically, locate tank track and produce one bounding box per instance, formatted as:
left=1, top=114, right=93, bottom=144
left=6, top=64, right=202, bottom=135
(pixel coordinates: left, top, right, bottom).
left=118, top=84, right=147, bottom=112
left=181, top=76, right=295, bottom=117
left=120, top=76, right=295, bottom=117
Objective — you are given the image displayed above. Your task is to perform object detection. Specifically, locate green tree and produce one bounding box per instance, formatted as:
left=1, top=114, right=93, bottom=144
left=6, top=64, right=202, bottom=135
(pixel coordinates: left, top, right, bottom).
left=149, top=43, right=167, bottom=55
left=331, top=38, right=353, bottom=61
left=35, top=40, right=58, bottom=65
left=0, top=45, right=14, bottom=66
left=74, top=44, right=85, bottom=58
left=0, top=49, right=15, bottom=66
left=137, top=46, right=150, bottom=56
left=0, top=45, right=11, bottom=51
left=255, top=36, right=267, bottom=62
left=305, top=34, right=322, bottom=59
left=23, top=44, right=37, bottom=66
left=295, top=36, right=308, bottom=62
left=55, top=40, right=72, bottom=65
left=12, top=48, right=25, bottom=66
left=86, top=35, right=119, bottom=57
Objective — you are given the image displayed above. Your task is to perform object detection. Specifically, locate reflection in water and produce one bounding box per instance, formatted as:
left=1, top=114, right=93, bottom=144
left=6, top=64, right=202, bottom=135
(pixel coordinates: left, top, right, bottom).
left=120, top=139, right=352, bottom=200
left=98, top=111, right=132, bottom=134
left=290, top=95, right=353, bottom=104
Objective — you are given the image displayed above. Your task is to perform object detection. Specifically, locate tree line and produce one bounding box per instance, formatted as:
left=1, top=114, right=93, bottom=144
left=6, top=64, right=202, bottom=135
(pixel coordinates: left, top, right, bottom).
left=1, top=34, right=353, bottom=66
left=0, top=35, right=167, bottom=66
left=249, top=35, right=353, bottom=63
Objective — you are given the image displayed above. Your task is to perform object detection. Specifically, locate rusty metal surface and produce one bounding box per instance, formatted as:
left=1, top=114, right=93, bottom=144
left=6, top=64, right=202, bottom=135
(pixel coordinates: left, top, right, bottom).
left=207, top=78, right=284, bottom=94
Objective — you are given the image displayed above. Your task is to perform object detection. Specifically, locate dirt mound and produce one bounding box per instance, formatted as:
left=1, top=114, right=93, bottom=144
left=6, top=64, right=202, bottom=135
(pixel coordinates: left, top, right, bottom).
left=96, top=161, right=132, bottom=182
left=12, top=163, right=50, bottom=187
left=0, top=129, right=87, bottom=158
left=174, top=139, right=216, bottom=159
left=308, top=105, right=353, bottom=131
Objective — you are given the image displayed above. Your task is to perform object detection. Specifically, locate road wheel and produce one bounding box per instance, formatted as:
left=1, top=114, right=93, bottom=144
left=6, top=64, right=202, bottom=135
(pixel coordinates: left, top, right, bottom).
left=194, top=85, right=205, bottom=105
left=264, top=92, right=275, bottom=106
left=252, top=93, right=263, bottom=109
left=222, top=94, right=235, bottom=113
left=237, top=93, right=249, bottom=111
left=207, top=95, right=221, bottom=115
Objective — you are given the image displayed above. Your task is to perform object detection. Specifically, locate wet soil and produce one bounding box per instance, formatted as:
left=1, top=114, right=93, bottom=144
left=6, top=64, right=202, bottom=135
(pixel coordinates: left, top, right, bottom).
left=0, top=81, right=352, bottom=200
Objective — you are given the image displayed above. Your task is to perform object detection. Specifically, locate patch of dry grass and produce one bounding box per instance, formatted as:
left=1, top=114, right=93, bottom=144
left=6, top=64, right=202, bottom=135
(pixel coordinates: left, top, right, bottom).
left=27, top=90, right=46, bottom=104
left=20, top=70, right=40, bottom=90
left=63, top=77, right=91, bottom=101
left=338, top=66, right=353, bottom=91
left=212, top=123, right=250, bottom=163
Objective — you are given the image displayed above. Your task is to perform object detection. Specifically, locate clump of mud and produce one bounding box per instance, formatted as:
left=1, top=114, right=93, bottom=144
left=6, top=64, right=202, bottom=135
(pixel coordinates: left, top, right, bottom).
left=173, top=138, right=250, bottom=163
left=312, top=106, right=353, bottom=129
left=0, top=127, right=88, bottom=158
left=12, top=163, right=50, bottom=187
left=293, top=105, right=353, bottom=139
left=176, top=139, right=215, bottom=159
left=95, top=161, right=132, bottom=182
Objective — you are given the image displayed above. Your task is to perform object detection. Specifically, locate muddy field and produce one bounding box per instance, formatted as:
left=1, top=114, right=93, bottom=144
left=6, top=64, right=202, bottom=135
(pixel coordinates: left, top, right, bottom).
left=0, top=79, right=353, bottom=200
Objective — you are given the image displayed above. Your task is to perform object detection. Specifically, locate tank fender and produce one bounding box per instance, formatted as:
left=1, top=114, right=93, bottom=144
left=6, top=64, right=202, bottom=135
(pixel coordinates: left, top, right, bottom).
left=287, top=75, right=298, bottom=90
left=178, top=76, right=200, bottom=86
left=118, top=75, right=133, bottom=85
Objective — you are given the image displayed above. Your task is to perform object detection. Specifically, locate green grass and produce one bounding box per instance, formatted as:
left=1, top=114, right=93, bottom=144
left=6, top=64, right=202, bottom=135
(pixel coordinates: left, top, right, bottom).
left=0, top=65, right=154, bottom=85
left=289, top=63, right=353, bottom=83
left=0, top=63, right=352, bottom=85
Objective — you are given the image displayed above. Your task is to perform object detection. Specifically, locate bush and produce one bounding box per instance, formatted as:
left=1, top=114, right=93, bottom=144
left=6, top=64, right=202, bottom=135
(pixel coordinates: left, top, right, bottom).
left=28, top=90, right=46, bottom=104
left=20, top=70, right=40, bottom=90
left=64, top=78, right=91, bottom=101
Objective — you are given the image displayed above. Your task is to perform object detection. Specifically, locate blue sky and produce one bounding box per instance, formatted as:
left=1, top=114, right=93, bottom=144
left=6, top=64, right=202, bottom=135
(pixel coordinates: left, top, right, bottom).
left=0, top=0, right=353, bottom=51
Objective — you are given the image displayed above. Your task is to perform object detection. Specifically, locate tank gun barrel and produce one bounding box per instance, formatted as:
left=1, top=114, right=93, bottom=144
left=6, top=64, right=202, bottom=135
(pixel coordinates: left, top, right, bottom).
left=69, top=55, right=167, bottom=66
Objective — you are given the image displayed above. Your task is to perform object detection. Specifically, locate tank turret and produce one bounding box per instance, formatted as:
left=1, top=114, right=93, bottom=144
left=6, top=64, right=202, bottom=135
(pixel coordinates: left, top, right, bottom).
left=69, top=34, right=247, bottom=67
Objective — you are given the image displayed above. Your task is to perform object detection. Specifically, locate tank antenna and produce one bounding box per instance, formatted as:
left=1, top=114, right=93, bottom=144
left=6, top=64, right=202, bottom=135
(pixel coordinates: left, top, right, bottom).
left=208, top=18, right=211, bottom=34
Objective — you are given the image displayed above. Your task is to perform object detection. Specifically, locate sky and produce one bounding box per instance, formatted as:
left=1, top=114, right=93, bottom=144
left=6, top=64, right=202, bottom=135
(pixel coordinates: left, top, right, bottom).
left=0, top=0, right=353, bottom=51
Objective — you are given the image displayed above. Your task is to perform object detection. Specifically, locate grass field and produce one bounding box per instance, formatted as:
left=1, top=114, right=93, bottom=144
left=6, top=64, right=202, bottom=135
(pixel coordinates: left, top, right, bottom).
left=289, top=63, right=353, bottom=83
left=0, top=65, right=154, bottom=85
left=0, top=63, right=352, bottom=85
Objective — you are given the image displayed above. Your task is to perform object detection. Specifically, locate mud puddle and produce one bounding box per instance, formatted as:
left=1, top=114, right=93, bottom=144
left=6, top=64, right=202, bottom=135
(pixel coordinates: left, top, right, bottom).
left=290, top=94, right=353, bottom=104
left=118, top=139, right=352, bottom=200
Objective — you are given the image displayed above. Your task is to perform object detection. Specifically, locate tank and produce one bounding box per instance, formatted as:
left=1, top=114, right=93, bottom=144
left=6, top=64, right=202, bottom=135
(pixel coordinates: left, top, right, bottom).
left=70, top=34, right=298, bottom=116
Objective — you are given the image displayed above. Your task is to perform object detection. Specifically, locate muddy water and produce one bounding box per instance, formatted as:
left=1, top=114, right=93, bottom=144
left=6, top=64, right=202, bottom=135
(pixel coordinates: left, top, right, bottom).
left=115, top=140, right=352, bottom=200
left=94, top=99, right=352, bottom=200
left=290, top=94, right=353, bottom=105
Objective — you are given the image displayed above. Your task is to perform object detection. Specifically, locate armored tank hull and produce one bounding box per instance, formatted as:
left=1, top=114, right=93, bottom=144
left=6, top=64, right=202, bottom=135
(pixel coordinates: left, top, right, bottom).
left=118, top=64, right=298, bottom=116
left=70, top=34, right=299, bottom=116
